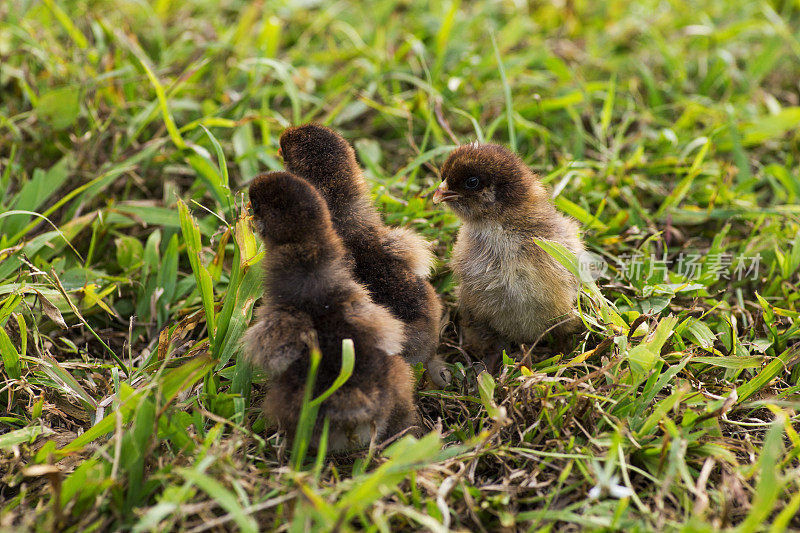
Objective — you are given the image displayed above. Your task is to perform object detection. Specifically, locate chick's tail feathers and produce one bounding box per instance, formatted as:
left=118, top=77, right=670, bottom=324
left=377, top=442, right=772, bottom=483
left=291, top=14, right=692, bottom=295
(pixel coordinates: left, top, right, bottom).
left=382, top=227, right=436, bottom=279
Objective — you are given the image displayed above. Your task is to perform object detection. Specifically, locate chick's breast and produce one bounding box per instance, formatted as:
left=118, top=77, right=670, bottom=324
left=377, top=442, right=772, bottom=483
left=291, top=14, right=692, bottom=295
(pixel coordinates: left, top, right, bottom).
left=453, top=221, right=579, bottom=344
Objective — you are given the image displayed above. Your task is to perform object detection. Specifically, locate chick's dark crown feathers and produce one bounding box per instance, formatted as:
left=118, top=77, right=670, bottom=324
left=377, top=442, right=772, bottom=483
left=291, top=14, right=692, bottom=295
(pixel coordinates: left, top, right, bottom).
left=279, top=123, right=367, bottom=206
left=249, top=171, right=332, bottom=245
left=438, top=143, right=548, bottom=222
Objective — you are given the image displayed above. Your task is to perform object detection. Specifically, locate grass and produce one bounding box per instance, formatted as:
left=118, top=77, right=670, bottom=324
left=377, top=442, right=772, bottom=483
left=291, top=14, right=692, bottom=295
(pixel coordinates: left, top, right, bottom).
left=1, top=0, right=800, bottom=530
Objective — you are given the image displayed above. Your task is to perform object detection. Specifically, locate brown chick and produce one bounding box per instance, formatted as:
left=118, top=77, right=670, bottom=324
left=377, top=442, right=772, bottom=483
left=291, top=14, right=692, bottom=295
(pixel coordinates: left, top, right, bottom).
left=279, top=124, right=450, bottom=387
left=243, top=171, right=417, bottom=452
left=434, top=143, right=584, bottom=367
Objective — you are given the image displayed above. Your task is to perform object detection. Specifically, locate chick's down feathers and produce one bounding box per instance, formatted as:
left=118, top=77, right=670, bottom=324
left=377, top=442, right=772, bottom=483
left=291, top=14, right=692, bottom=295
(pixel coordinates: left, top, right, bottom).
left=436, top=143, right=585, bottom=359
left=244, top=171, right=417, bottom=451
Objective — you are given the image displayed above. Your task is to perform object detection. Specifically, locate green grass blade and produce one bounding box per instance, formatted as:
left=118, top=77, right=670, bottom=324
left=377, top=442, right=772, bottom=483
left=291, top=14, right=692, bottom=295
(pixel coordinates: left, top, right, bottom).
left=492, top=32, right=516, bottom=151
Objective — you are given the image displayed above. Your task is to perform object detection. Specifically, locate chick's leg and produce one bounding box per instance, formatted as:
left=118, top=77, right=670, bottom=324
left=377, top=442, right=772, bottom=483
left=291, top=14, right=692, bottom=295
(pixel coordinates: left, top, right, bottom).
left=425, top=354, right=452, bottom=388
left=460, top=318, right=509, bottom=374
left=401, top=315, right=451, bottom=387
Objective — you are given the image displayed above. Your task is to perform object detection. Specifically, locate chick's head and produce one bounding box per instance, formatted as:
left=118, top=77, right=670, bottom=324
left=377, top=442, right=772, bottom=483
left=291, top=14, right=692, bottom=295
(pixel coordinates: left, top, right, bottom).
left=435, top=143, right=535, bottom=221
left=248, top=171, right=331, bottom=244
left=279, top=124, right=362, bottom=201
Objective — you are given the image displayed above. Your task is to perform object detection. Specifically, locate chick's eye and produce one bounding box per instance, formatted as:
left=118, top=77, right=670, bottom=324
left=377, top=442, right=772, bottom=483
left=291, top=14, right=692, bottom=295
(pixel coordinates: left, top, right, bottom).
left=464, top=176, right=480, bottom=189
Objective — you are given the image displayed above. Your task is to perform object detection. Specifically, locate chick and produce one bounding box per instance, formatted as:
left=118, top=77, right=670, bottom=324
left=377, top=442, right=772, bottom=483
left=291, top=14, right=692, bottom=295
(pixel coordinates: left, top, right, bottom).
left=434, top=143, right=584, bottom=365
left=279, top=124, right=450, bottom=386
left=243, top=171, right=417, bottom=452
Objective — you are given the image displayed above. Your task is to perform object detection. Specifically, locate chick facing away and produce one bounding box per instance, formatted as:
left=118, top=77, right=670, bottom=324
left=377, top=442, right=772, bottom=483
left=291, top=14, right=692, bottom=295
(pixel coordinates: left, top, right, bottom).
left=244, top=171, right=417, bottom=452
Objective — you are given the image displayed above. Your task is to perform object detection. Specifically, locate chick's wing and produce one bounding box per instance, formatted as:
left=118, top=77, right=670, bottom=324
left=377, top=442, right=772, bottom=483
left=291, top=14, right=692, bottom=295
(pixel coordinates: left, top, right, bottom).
left=243, top=304, right=314, bottom=375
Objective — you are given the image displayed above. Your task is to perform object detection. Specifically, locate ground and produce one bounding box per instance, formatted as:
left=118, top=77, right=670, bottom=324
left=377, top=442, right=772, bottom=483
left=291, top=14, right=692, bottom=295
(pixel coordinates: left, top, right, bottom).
left=1, top=0, right=800, bottom=531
